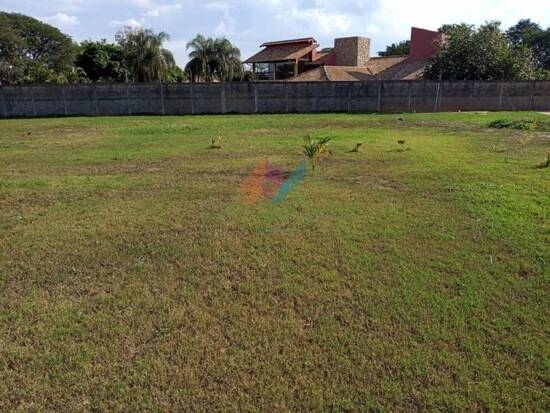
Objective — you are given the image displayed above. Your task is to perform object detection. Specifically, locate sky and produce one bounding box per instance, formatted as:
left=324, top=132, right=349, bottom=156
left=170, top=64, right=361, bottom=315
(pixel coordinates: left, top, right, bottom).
left=2, top=0, right=550, bottom=67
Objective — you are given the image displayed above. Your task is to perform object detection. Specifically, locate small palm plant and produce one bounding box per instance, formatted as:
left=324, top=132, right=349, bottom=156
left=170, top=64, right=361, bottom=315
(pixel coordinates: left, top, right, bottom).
left=303, top=136, right=332, bottom=170
left=208, top=136, right=222, bottom=149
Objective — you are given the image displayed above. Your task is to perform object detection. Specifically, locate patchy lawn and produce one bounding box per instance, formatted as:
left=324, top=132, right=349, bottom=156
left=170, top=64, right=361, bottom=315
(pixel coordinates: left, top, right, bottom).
left=0, top=112, right=548, bottom=412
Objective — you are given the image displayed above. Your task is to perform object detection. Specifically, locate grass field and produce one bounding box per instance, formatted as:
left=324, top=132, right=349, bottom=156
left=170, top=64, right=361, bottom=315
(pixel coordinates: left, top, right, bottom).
left=0, top=112, right=548, bottom=412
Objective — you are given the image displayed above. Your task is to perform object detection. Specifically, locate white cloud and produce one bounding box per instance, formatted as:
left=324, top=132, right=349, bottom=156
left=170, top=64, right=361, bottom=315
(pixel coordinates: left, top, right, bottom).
left=110, top=18, right=144, bottom=28
left=371, top=0, right=550, bottom=40
left=204, top=2, right=230, bottom=11
left=213, top=20, right=229, bottom=36
left=276, top=7, right=352, bottom=35
left=42, top=12, right=80, bottom=26
left=144, top=3, right=183, bottom=17
left=365, top=24, right=380, bottom=35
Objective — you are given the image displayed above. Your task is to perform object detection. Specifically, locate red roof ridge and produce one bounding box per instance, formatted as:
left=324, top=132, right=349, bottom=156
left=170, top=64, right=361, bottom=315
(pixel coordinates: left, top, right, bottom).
left=260, top=37, right=317, bottom=47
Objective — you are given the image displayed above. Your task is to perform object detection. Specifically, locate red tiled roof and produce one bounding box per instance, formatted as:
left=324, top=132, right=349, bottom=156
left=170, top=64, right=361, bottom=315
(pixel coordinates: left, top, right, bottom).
left=244, top=43, right=318, bottom=64
left=290, top=57, right=427, bottom=81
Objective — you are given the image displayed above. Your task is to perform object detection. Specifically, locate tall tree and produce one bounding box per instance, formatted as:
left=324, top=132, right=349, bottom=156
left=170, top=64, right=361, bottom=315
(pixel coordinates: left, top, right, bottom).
left=378, top=40, right=410, bottom=57
left=507, top=19, right=550, bottom=71
left=506, top=19, right=542, bottom=46
left=76, top=40, right=126, bottom=82
left=213, top=37, right=242, bottom=80
left=185, top=35, right=242, bottom=81
left=0, top=12, right=76, bottom=84
left=425, top=22, right=536, bottom=81
left=115, top=27, right=176, bottom=82
left=185, top=34, right=215, bottom=81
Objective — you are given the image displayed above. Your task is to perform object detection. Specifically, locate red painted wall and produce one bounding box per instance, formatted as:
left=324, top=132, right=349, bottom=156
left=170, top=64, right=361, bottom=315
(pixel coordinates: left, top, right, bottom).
left=409, top=27, right=442, bottom=61
left=316, top=52, right=337, bottom=66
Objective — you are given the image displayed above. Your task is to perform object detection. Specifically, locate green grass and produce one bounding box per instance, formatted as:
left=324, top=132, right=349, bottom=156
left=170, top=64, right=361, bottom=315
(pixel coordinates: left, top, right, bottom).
left=0, top=112, right=548, bottom=412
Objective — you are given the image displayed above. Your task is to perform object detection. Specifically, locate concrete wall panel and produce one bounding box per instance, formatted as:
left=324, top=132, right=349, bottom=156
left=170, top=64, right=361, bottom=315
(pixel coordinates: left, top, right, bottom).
left=1, top=81, right=549, bottom=118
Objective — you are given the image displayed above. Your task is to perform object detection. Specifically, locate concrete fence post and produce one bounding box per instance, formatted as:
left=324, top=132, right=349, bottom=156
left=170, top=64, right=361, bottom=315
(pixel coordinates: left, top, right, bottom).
left=93, top=85, right=99, bottom=115
left=126, top=83, right=131, bottom=115
left=30, top=86, right=37, bottom=117
left=347, top=82, right=352, bottom=112
left=498, top=82, right=504, bottom=111
left=0, top=87, right=6, bottom=118
left=159, top=81, right=166, bottom=115
left=468, top=81, right=474, bottom=111
left=407, top=82, right=412, bottom=112
left=530, top=81, right=536, bottom=110
left=440, top=82, right=444, bottom=110
left=253, top=83, right=258, bottom=113
left=285, top=83, right=289, bottom=113
left=62, top=86, right=68, bottom=116
left=312, top=84, right=317, bottom=112
left=220, top=82, right=227, bottom=114
left=376, top=82, right=382, bottom=112
left=434, top=82, right=441, bottom=112
left=190, top=83, right=195, bottom=115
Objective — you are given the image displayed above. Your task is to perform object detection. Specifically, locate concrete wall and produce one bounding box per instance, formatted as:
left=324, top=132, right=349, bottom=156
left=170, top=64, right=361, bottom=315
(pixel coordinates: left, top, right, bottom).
left=1, top=81, right=549, bottom=118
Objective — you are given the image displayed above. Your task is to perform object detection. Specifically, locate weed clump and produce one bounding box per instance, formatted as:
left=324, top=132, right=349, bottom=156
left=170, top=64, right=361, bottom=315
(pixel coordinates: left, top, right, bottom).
left=349, top=143, right=362, bottom=153
left=396, top=140, right=410, bottom=152
left=488, top=119, right=550, bottom=131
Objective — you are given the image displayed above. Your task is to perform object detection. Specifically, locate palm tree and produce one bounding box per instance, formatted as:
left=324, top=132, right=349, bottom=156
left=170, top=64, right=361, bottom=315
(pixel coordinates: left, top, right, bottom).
left=185, top=34, right=215, bottom=82
left=185, top=35, right=242, bottom=82
left=116, top=27, right=176, bottom=82
left=213, top=37, right=242, bottom=81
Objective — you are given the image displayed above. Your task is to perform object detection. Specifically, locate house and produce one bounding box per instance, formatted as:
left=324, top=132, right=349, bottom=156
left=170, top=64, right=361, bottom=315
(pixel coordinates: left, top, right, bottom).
left=244, top=27, right=444, bottom=81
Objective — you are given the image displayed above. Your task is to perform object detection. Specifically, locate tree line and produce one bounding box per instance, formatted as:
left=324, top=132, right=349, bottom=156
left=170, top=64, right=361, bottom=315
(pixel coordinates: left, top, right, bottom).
left=2, top=11, right=550, bottom=84
left=379, top=20, right=550, bottom=81
left=0, top=11, right=243, bottom=84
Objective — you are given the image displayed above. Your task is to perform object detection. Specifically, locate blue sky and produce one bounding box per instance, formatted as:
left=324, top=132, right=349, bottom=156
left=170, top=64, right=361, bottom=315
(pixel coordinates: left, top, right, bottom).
left=2, top=0, right=550, bottom=67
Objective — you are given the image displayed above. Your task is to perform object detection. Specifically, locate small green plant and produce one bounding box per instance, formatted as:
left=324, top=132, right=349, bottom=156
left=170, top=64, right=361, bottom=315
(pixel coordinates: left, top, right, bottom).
left=208, top=136, right=222, bottom=149
left=397, top=140, right=406, bottom=145
left=350, top=143, right=362, bottom=153
left=303, top=136, right=332, bottom=170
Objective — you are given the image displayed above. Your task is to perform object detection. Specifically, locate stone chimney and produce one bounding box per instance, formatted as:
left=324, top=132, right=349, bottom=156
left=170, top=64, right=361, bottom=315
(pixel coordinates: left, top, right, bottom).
left=334, top=37, right=370, bottom=66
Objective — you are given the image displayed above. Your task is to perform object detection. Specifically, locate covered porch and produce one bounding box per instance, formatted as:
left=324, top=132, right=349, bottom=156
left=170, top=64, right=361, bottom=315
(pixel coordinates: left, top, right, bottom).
left=244, top=38, right=319, bottom=80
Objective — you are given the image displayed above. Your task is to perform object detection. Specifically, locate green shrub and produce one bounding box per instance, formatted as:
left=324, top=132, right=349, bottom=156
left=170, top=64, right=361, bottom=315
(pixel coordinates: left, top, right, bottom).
left=488, top=119, right=550, bottom=131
